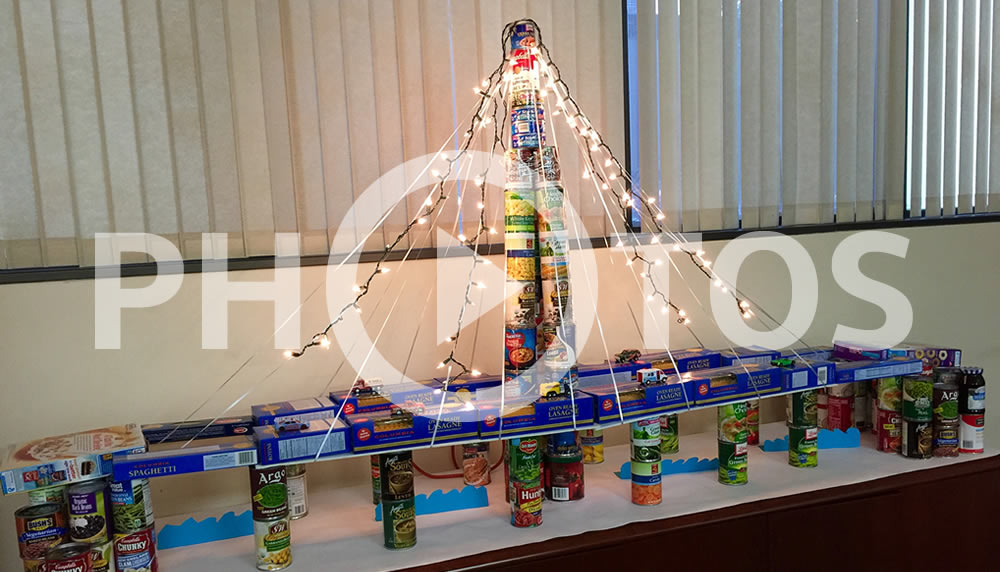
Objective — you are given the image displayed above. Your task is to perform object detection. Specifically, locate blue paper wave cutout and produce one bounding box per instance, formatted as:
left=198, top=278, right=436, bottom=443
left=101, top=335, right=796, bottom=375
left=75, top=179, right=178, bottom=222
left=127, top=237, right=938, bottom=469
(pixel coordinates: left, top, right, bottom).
left=158, top=510, right=253, bottom=550
left=615, top=457, right=718, bottom=479
left=760, top=427, right=862, bottom=452
left=375, top=485, right=488, bottom=521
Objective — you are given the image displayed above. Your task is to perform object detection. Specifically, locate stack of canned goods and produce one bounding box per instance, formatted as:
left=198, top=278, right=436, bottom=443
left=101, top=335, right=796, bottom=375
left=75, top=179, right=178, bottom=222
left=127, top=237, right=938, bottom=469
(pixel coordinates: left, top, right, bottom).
left=506, top=437, right=543, bottom=527
left=900, top=375, right=935, bottom=459
left=658, top=414, right=679, bottom=455
left=543, top=432, right=584, bottom=501
left=717, top=403, right=749, bottom=485
left=786, top=391, right=819, bottom=468
left=959, top=366, right=987, bottom=454
left=825, top=383, right=855, bottom=431
left=249, top=466, right=292, bottom=569
left=109, top=478, right=156, bottom=572
left=580, top=428, right=604, bottom=463
left=630, top=418, right=662, bottom=505
left=379, top=452, right=416, bottom=549
left=872, top=376, right=903, bottom=453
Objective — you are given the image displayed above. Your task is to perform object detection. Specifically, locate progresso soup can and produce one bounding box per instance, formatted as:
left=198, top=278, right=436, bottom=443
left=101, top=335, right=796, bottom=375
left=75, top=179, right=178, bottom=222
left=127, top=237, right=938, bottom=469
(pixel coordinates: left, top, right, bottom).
left=67, top=481, right=111, bottom=544
left=718, top=439, right=748, bottom=486
left=902, top=376, right=934, bottom=421
left=717, top=402, right=747, bottom=443
left=14, top=503, right=67, bottom=560
left=536, top=183, right=566, bottom=232
left=40, top=542, right=92, bottom=572
left=114, top=526, right=158, bottom=572
left=900, top=418, right=933, bottom=459
left=254, top=517, right=292, bottom=569
left=630, top=461, right=662, bottom=506
left=249, top=466, right=288, bottom=521
left=874, top=377, right=902, bottom=411
left=788, top=425, right=818, bottom=468
left=383, top=497, right=417, bottom=549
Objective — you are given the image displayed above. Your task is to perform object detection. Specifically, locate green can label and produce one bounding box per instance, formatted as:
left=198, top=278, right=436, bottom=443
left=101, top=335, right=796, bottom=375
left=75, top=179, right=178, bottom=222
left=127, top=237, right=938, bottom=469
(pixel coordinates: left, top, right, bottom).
left=788, top=425, right=818, bottom=468
left=718, top=403, right=748, bottom=443
left=249, top=466, right=288, bottom=521
left=902, top=377, right=934, bottom=421
left=631, top=442, right=661, bottom=463
left=717, top=439, right=748, bottom=485
left=507, top=438, right=541, bottom=482
left=787, top=391, right=818, bottom=426
left=631, top=418, right=660, bottom=441
left=874, top=376, right=903, bottom=411
left=383, top=498, right=417, bottom=549
left=659, top=415, right=679, bottom=454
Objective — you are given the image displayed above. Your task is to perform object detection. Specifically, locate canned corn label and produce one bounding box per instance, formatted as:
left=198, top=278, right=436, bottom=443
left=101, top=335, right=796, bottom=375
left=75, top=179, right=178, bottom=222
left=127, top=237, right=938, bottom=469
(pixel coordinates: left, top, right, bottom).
left=718, top=439, right=748, bottom=485
left=255, top=517, right=292, bottom=569
left=383, top=498, right=417, bottom=549
left=902, top=377, right=934, bottom=421
left=718, top=402, right=748, bottom=443
left=659, top=415, right=679, bottom=455
left=788, top=425, right=818, bottom=468
left=504, top=190, right=536, bottom=233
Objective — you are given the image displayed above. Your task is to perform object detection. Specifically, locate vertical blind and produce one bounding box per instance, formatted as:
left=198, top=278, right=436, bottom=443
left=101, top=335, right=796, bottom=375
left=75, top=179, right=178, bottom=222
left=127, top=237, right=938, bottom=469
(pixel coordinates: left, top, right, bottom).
left=0, top=0, right=623, bottom=270
left=630, top=0, right=910, bottom=232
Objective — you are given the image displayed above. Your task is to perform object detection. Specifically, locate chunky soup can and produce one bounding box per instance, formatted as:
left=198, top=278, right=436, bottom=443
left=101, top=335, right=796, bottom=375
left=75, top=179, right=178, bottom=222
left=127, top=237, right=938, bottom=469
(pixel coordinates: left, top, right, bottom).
left=876, top=408, right=902, bottom=453
left=788, top=425, right=818, bottom=468
left=249, top=466, right=288, bottom=521
left=254, top=517, right=292, bottom=569
left=630, top=461, right=662, bottom=505
left=383, top=497, right=417, bottom=549
left=15, top=503, right=67, bottom=560
left=114, top=526, right=158, bottom=572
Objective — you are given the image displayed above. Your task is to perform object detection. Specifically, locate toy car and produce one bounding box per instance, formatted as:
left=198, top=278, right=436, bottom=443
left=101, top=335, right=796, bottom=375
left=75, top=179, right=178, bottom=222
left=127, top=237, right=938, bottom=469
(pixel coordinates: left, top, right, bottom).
left=351, top=377, right=384, bottom=397
left=636, top=367, right=667, bottom=386
left=276, top=420, right=309, bottom=432
left=771, top=358, right=796, bottom=368
left=615, top=349, right=642, bottom=364
left=389, top=400, right=426, bottom=416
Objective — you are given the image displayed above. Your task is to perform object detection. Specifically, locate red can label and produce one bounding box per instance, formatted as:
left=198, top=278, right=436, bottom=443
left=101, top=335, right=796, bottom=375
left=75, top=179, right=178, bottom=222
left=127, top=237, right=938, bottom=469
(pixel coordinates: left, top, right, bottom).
left=875, top=408, right=901, bottom=453
left=959, top=413, right=985, bottom=453
left=41, top=553, right=91, bottom=572
left=510, top=481, right=543, bottom=527
left=827, top=395, right=855, bottom=432
left=114, top=527, right=157, bottom=572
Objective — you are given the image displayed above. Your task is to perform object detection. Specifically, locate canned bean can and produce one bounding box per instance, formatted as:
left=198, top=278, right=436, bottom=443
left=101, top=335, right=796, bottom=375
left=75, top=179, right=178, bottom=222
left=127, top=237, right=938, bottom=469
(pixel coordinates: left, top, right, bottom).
left=717, top=402, right=747, bottom=443
left=370, top=455, right=381, bottom=505
left=876, top=408, right=902, bottom=453
left=88, top=540, right=113, bottom=572
left=505, top=280, right=537, bottom=325
left=462, top=443, right=491, bottom=486
left=746, top=399, right=761, bottom=445
left=717, top=439, right=749, bottom=486
left=254, top=517, right=292, bottom=569
left=788, top=425, right=818, bottom=468
left=580, top=429, right=604, bottom=464
left=286, top=464, right=308, bottom=519
left=933, top=421, right=960, bottom=457
left=932, top=383, right=960, bottom=423
left=659, top=414, right=679, bottom=454
left=27, top=486, right=66, bottom=510
left=68, top=481, right=111, bottom=543
left=544, top=452, right=584, bottom=501
left=826, top=383, right=855, bottom=398
left=41, top=542, right=92, bottom=572
left=506, top=437, right=542, bottom=482
left=249, top=466, right=288, bottom=521
left=536, top=183, right=566, bottom=231
left=900, top=418, right=933, bottom=459
left=504, top=325, right=537, bottom=371
left=382, top=497, right=417, bottom=548
left=826, top=395, right=855, bottom=432
left=817, top=390, right=829, bottom=429
left=14, top=503, right=67, bottom=560
left=379, top=451, right=414, bottom=502
left=510, top=480, right=543, bottom=527
left=110, top=478, right=154, bottom=534
left=873, top=377, right=902, bottom=411
left=539, top=147, right=561, bottom=182
left=113, top=526, right=157, bottom=572
left=504, top=189, right=536, bottom=233
left=902, top=376, right=934, bottom=421
left=631, top=440, right=661, bottom=464
left=959, top=413, right=985, bottom=453
left=630, top=461, right=662, bottom=505
left=631, top=418, right=660, bottom=441
left=787, top=391, right=818, bottom=426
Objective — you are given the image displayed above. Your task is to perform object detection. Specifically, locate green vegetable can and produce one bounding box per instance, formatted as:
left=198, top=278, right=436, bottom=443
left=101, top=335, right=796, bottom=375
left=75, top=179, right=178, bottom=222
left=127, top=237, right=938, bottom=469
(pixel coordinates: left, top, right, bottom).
left=109, top=479, right=155, bottom=534
left=659, top=414, right=679, bottom=455
left=788, top=425, right=818, bottom=468
left=631, top=419, right=661, bottom=463
left=249, top=466, right=289, bottom=521
left=902, top=376, right=934, bottom=421
left=787, top=391, right=818, bottom=426
left=717, top=439, right=748, bottom=485
left=718, top=402, right=748, bottom=443
left=383, top=497, right=417, bottom=550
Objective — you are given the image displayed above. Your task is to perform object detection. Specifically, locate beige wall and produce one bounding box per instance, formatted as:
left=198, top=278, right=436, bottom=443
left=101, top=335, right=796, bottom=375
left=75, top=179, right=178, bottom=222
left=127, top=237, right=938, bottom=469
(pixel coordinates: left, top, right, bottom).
left=1, top=222, right=998, bottom=565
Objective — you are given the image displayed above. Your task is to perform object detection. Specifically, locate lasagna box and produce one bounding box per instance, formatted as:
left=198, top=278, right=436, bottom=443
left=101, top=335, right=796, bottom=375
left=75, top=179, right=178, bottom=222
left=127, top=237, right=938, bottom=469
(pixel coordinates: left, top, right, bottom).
left=331, top=381, right=437, bottom=415
left=780, top=346, right=834, bottom=361
left=477, top=392, right=595, bottom=437
left=113, top=435, right=258, bottom=480
left=418, top=373, right=503, bottom=395
left=688, top=363, right=783, bottom=405
left=346, top=401, right=479, bottom=453
left=579, top=374, right=694, bottom=423
left=634, top=348, right=721, bottom=374
left=252, top=397, right=339, bottom=426
left=254, top=419, right=352, bottom=465
left=718, top=347, right=780, bottom=366
left=1, top=425, right=146, bottom=495
left=577, top=362, right=646, bottom=381
left=142, top=416, right=254, bottom=444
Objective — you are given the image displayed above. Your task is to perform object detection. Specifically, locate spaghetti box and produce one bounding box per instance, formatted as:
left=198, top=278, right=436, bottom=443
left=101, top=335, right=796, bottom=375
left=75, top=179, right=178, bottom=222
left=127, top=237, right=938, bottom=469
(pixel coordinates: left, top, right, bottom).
left=142, top=416, right=254, bottom=443
left=330, top=382, right=438, bottom=415
left=778, top=360, right=836, bottom=391
left=579, top=374, right=694, bottom=423
left=718, top=347, right=780, bottom=366
left=577, top=361, right=645, bottom=380
left=635, top=348, right=721, bottom=374
left=422, top=373, right=503, bottom=394
left=477, top=391, right=595, bottom=437
left=112, top=435, right=258, bottom=481
left=781, top=346, right=834, bottom=361
left=254, top=418, right=352, bottom=465
left=689, top=363, right=783, bottom=405
left=887, top=343, right=962, bottom=374
left=833, top=341, right=891, bottom=361
left=1, top=424, right=146, bottom=495
left=345, top=401, right=479, bottom=453
left=833, top=357, right=923, bottom=383
left=253, top=397, right=339, bottom=426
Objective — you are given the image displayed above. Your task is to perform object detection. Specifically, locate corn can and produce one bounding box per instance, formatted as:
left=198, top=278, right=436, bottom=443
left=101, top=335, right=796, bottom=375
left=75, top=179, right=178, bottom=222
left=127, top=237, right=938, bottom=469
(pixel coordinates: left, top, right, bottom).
left=580, top=429, right=604, bottom=464
left=788, top=425, right=818, bottom=468
left=630, top=461, right=662, bottom=505
left=504, top=189, right=536, bottom=233
left=254, top=518, right=292, bottom=569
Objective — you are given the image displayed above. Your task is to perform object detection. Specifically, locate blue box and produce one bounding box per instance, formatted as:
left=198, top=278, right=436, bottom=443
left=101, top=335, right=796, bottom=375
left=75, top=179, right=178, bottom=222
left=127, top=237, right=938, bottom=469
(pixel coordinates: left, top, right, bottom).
left=780, top=346, right=834, bottom=361
left=112, top=435, right=258, bottom=481
left=345, top=401, right=480, bottom=453
left=579, top=375, right=694, bottom=423
left=577, top=361, right=645, bottom=380
left=833, top=341, right=891, bottom=361
left=688, top=363, right=783, bottom=405
left=636, top=348, right=722, bottom=373
left=777, top=360, right=836, bottom=391
left=718, top=347, right=781, bottom=366
left=252, top=398, right=339, bottom=426
left=254, top=419, right=352, bottom=465
left=420, top=373, right=503, bottom=395
left=142, top=416, right=254, bottom=443
left=833, top=357, right=923, bottom=383
left=477, top=392, right=595, bottom=437
left=331, top=382, right=438, bottom=415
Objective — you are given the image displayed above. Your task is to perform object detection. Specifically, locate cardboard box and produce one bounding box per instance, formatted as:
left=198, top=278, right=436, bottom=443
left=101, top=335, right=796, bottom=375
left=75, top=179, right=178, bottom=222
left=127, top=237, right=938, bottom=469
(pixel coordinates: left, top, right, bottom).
left=688, top=363, right=783, bottom=405
left=112, top=435, right=258, bottom=480
left=833, top=341, right=890, bottom=361
left=142, top=416, right=254, bottom=444
left=331, top=382, right=438, bottom=415
left=777, top=360, right=836, bottom=391
left=718, top=347, right=781, bottom=366
left=833, top=357, right=923, bottom=383
left=252, top=397, right=340, bottom=426
left=1, top=425, right=146, bottom=495
left=577, top=362, right=645, bottom=380
left=579, top=374, right=694, bottom=423
left=780, top=346, right=834, bottom=361
left=254, top=419, right=352, bottom=465
left=635, top=348, right=722, bottom=373
left=346, top=402, right=480, bottom=453
left=419, top=373, right=503, bottom=395
left=887, top=343, right=962, bottom=374
left=477, top=392, right=595, bottom=437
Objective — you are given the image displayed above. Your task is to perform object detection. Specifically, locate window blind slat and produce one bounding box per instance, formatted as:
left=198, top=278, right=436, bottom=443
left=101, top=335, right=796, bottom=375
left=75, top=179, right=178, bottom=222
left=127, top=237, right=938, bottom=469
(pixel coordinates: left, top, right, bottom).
left=924, top=0, right=945, bottom=217
left=739, top=0, right=761, bottom=230
left=600, top=0, right=625, bottom=238
left=637, top=0, right=658, bottom=233
left=991, top=0, right=1000, bottom=212
left=878, top=0, right=908, bottom=220
left=696, top=0, right=725, bottom=231
left=394, top=0, right=430, bottom=254
left=449, top=0, right=484, bottom=242
left=819, top=0, right=836, bottom=224
left=836, top=0, right=860, bottom=223
left=942, top=0, right=961, bottom=216
left=660, top=0, right=683, bottom=232
left=760, top=0, right=783, bottom=227
left=575, top=0, right=609, bottom=238
left=548, top=0, right=582, bottom=236
left=854, top=0, right=878, bottom=222
left=908, top=0, right=926, bottom=216
left=975, top=0, right=993, bottom=213
left=679, top=0, right=700, bottom=232
left=958, top=0, right=979, bottom=214
left=721, top=0, right=739, bottom=230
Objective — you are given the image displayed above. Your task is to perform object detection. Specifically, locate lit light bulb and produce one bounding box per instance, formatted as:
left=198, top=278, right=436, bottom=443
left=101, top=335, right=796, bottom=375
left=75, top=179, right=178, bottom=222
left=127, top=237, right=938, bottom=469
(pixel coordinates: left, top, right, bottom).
left=352, top=284, right=361, bottom=292
left=283, top=350, right=294, bottom=359
left=552, top=109, right=561, bottom=116
left=474, top=177, right=484, bottom=186
left=683, top=318, right=692, bottom=325
left=424, top=197, right=433, bottom=206
left=640, top=271, right=647, bottom=278
left=740, top=300, right=751, bottom=309
left=647, top=197, right=656, bottom=204
left=673, top=244, right=681, bottom=252
left=444, top=335, right=455, bottom=342
left=482, top=259, right=492, bottom=265
left=703, top=260, right=712, bottom=267
left=477, top=202, right=485, bottom=209
left=678, top=309, right=687, bottom=317
left=601, top=183, right=609, bottom=190
left=489, top=227, right=497, bottom=234
left=656, top=213, right=665, bottom=221
left=721, top=286, right=728, bottom=293
left=650, top=236, right=660, bottom=244
left=458, top=234, right=467, bottom=242
left=714, top=279, right=722, bottom=287
left=582, top=170, right=590, bottom=179
left=471, top=369, right=482, bottom=376
left=590, top=143, right=599, bottom=151
left=437, top=362, right=446, bottom=369
left=354, top=306, right=362, bottom=314
left=481, top=78, right=489, bottom=87
left=655, top=259, right=664, bottom=266
left=743, top=311, right=752, bottom=319
left=380, top=267, right=390, bottom=273
left=320, top=337, right=331, bottom=348
left=616, top=239, right=624, bottom=247
left=605, top=158, right=612, bottom=167
left=609, top=173, right=617, bottom=181
left=661, top=305, right=668, bottom=314
left=696, top=250, right=705, bottom=257
left=482, top=116, right=492, bottom=125
left=647, top=294, right=655, bottom=301
left=475, top=282, right=486, bottom=289
left=626, top=259, right=634, bottom=266
left=431, top=169, right=440, bottom=178
left=418, top=217, right=427, bottom=224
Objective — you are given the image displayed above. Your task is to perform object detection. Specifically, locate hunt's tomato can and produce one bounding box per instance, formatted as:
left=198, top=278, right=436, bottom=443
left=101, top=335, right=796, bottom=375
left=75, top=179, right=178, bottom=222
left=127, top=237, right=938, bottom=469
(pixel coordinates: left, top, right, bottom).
left=826, top=395, right=855, bottom=432
left=876, top=408, right=902, bottom=453
left=510, top=480, right=543, bottom=527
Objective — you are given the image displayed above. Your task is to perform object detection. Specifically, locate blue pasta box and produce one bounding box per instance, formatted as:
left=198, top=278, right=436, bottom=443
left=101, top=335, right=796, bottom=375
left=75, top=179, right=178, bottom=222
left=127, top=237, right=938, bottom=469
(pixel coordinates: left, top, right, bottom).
left=252, top=398, right=340, bottom=426
left=112, top=435, right=258, bottom=481
left=577, top=361, right=645, bottom=381
left=718, top=347, right=781, bottom=366
left=346, top=401, right=480, bottom=453
left=833, top=357, right=923, bottom=383
left=833, top=341, right=891, bottom=361
left=420, top=372, right=503, bottom=395
left=579, top=374, right=694, bottom=423
left=142, top=416, right=255, bottom=443
left=330, top=380, right=438, bottom=416
left=775, top=360, right=836, bottom=391
left=253, top=418, right=352, bottom=465
left=477, top=392, right=595, bottom=437
left=780, top=346, right=834, bottom=361
left=887, top=343, right=962, bottom=374
left=689, top=363, right=783, bottom=405
left=635, top=348, right=722, bottom=374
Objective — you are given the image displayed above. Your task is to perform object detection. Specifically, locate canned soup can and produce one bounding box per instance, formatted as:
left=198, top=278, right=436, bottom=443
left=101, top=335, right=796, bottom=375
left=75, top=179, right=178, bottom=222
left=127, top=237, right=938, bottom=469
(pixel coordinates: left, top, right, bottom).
left=114, top=526, right=158, bottom=572
left=379, top=451, right=415, bottom=501
left=631, top=461, right=662, bottom=506
left=876, top=408, right=902, bottom=453
left=68, top=481, right=111, bottom=543
left=254, top=517, right=292, bottom=569
left=41, top=542, right=93, bottom=572
left=383, top=497, right=417, bottom=548
left=874, top=377, right=902, bottom=411
left=370, top=455, right=381, bottom=505
left=15, top=503, right=67, bottom=560
left=717, top=402, right=747, bottom=443
left=746, top=399, right=761, bottom=445
left=787, top=391, right=818, bottom=426
left=89, top=540, right=113, bottom=572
